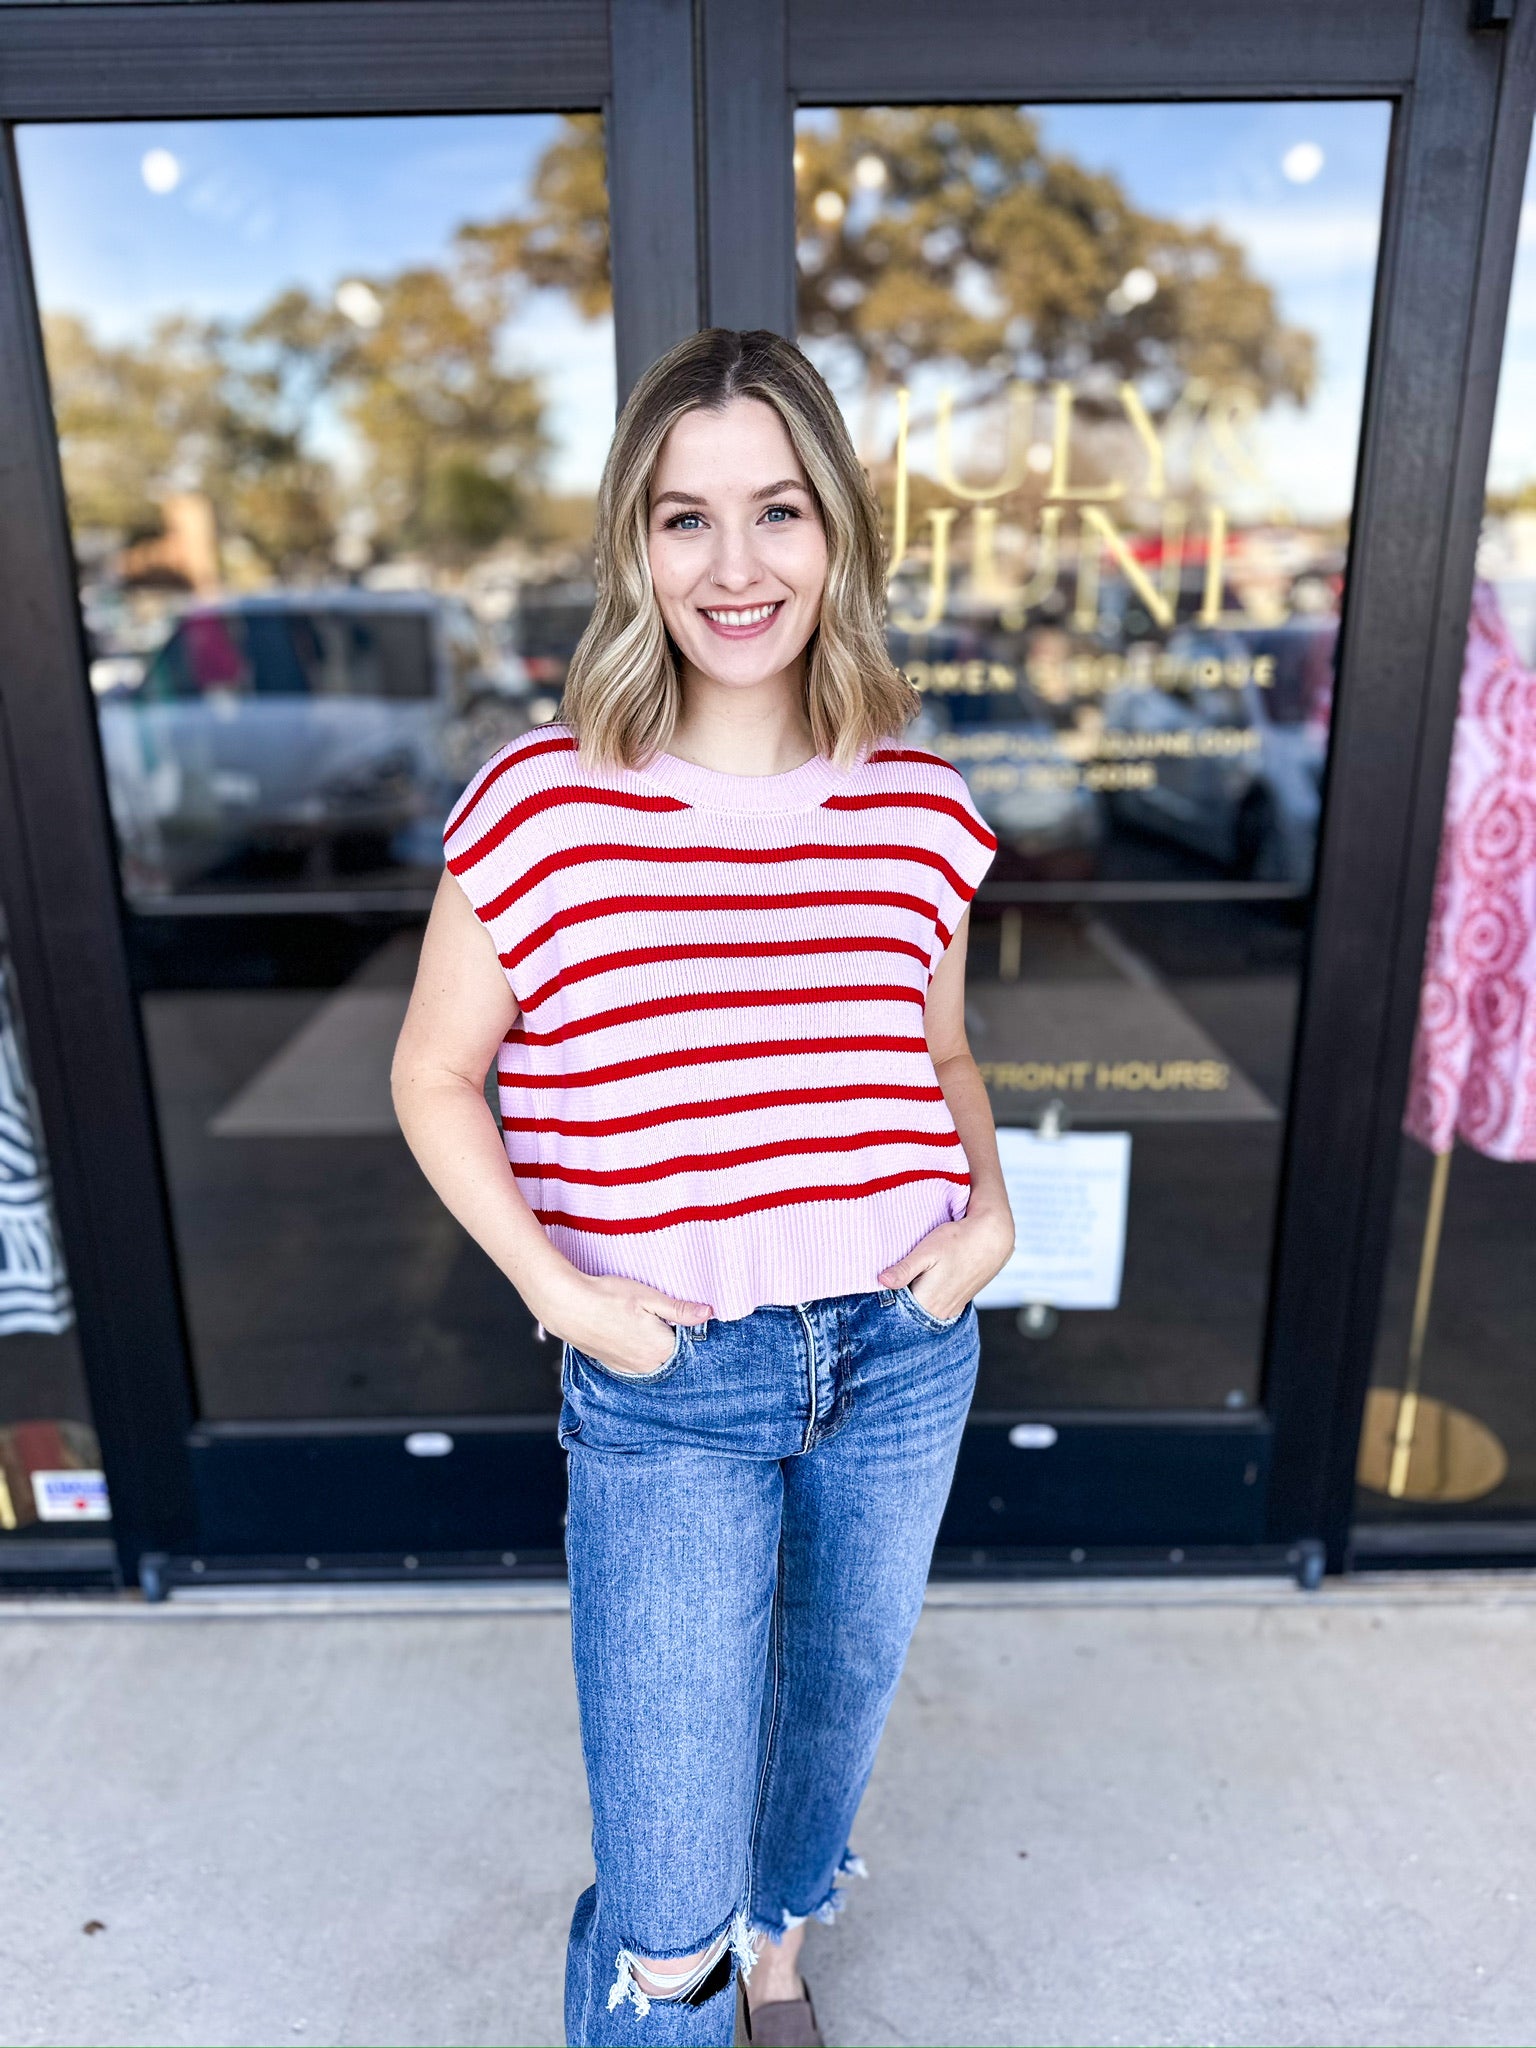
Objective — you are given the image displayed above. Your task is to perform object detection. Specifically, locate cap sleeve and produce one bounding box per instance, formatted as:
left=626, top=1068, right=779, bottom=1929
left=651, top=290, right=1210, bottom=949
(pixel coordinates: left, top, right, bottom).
left=944, top=768, right=1000, bottom=901
left=441, top=740, right=549, bottom=991
left=927, top=764, right=998, bottom=968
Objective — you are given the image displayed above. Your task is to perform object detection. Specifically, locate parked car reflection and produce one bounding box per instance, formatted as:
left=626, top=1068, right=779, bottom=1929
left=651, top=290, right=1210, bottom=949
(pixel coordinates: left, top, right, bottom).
left=908, top=702, right=1102, bottom=880
left=97, top=589, right=531, bottom=896
left=1100, top=620, right=1336, bottom=886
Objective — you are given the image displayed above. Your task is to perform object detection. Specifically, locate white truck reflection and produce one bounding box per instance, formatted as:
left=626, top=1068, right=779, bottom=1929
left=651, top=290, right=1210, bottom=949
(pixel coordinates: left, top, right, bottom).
left=96, top=589, right=531, bottom=896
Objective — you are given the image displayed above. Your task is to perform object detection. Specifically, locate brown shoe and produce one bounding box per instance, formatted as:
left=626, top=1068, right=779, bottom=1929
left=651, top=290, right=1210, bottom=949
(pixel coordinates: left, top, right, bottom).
left=739, top=1976, right=824, bottom=2047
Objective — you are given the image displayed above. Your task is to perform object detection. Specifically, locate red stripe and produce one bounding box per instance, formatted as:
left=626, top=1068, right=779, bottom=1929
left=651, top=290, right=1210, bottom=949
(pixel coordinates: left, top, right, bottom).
left=867, top=744, right=969, bottom=777
left=442, top=729, right=577, bottom=839
left=509, top=1127, right=964, bottom=1186
left=508, top=982, right=923, bottom=1048
left=497, top=1032, right=929, bottom=1091
left=464, top=838, right=978, bottom=921
left=500, top=888, right=951, bottom=977
left=502, top=1082, right=947, bottom=1138
left=518, top=933, right=931, bottom=1015
left=823, top=788, right=997, bottom=853
left=532, top=1168, right=971, bottom=1235
left=449, top=778, right=688, bottom=874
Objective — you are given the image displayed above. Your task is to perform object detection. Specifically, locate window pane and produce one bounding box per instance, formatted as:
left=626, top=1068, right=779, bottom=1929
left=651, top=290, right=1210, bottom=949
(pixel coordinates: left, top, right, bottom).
left=0, top=904, right=107, bottom=1536
left=1356, top=124, right=1536, bottom=1521
left=797, top=101, right=1390, bottom=1408
left=20, top=113, right=614, bottom=1420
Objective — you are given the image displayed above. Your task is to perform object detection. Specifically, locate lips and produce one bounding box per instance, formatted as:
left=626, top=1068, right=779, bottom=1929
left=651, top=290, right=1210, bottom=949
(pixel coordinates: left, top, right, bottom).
left=698, top=599, right=786, bottom=640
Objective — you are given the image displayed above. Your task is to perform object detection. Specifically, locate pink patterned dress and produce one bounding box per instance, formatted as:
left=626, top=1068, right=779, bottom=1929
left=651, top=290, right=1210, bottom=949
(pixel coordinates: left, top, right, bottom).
left=1403, top=579, right=1536, bottom=1161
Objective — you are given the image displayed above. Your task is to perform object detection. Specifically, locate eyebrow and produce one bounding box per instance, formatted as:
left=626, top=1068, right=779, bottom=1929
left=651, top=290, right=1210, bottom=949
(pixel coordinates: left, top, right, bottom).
left=651, top=478, right=810, bottom=510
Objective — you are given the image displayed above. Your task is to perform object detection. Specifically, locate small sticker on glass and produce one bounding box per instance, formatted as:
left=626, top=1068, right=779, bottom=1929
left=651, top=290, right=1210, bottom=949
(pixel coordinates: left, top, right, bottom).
left=32, top=1470, right=111, bottom=1521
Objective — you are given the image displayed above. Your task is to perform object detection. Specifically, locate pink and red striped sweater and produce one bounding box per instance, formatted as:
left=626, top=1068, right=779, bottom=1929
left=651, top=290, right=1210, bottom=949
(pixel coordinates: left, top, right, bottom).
left=443, top=720, right=999, bottom=1321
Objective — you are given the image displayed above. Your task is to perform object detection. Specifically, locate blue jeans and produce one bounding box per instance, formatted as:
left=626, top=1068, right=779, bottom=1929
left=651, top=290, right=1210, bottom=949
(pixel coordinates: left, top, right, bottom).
left=559, top=1283, right=981, bottom=2046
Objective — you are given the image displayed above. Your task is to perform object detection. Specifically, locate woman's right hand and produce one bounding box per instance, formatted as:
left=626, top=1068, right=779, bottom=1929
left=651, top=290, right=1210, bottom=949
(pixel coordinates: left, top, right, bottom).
left=543, top=1273, right=714, bottom=1377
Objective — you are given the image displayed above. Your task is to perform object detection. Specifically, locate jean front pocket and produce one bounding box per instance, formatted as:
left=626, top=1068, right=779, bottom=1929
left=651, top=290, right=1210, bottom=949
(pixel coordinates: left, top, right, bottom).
left=557, top=1341, right=582, bottom=1447
left=567, top=1317, right=686, bottom=1387
left=893, top=1283, right=971, bottom=1333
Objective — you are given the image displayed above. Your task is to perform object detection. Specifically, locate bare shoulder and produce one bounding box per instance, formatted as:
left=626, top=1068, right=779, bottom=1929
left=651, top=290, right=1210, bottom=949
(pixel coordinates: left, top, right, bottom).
left=394, top=869, right=519, bottom=1088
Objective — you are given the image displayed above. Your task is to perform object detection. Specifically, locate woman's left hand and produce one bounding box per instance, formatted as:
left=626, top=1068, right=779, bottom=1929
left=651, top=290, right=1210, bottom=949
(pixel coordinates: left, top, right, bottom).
left=876, top=1202, right=1015, bottom=1323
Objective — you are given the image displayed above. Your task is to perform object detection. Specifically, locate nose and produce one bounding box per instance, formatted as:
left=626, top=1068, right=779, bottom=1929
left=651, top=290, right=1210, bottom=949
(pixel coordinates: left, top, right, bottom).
left=706, top=519, right=766, bottom=595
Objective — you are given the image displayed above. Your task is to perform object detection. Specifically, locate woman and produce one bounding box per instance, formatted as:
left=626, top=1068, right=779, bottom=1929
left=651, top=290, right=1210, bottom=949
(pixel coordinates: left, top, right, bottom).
left=392, top=328, right=1013, bottom=2048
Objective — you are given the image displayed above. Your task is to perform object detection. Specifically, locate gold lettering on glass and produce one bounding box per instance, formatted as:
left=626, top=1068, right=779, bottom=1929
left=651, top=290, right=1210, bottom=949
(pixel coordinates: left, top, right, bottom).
left=1116, top=381, right=1167, bottom=501
left=890, top=505, right=960, bottom=632
left=933, top=381, right=1035, bottom=502
left=1079, top=505, right=1174, bottom=631
left=1198, top=505, right=1228, bottom=627
left=1048, top=381, right=1125, bottom=504
left=881, top=370, right=1283, bottom=636
left=999, top=505, right=1062, bottom=630
left=887, top=384, right=912, bottom=579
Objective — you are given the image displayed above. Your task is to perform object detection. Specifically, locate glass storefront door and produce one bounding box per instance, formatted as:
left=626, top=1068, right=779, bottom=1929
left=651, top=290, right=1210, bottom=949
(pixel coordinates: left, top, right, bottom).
left=0, top=905, right=112, bottom=1571
left=730, top=0, right=1525, bottom=1570
left=794, top=100, right=1389, bottom=1419
left=1354, top=116, right=1536, bottom=1541
left=2, top=106, right=623, bottom=1571
left=0, top=0, right=1523, bottom=1582
left=20, top=111, right=613, bottom=1430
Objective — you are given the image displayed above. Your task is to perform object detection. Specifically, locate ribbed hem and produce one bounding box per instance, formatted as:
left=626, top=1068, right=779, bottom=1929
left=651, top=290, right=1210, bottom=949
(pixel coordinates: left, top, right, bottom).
left=546, top=1176, right=969, bottom=1322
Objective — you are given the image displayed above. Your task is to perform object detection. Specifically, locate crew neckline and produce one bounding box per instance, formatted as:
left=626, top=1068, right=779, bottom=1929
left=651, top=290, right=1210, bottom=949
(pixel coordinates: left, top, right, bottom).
left=633, top=736, right=871, bottom=812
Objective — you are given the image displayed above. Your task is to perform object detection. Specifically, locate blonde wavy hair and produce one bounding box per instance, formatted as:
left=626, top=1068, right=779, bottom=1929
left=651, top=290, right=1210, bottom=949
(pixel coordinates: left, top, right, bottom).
left=559, top=327, right=918, bottom=774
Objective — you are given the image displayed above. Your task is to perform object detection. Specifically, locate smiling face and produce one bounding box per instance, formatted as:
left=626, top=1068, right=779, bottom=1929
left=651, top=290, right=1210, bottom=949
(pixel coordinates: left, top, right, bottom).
left=647, top=396, right=829, bottom=692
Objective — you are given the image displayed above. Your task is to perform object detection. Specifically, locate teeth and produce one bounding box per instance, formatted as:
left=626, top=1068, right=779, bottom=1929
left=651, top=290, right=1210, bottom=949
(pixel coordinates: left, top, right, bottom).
left=703, top=603, right=781, bottom=626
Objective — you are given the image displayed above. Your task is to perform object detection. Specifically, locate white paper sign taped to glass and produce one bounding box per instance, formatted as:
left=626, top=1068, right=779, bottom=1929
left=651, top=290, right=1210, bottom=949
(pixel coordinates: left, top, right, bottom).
left=31, top=1469, right=111, bottom=1521
left=972, top=1129, right=1132, bottom=1311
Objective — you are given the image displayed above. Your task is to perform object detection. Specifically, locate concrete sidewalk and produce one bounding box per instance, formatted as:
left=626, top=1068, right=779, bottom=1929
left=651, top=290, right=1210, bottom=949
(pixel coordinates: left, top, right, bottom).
left=1, top=1574, right=1534, bottom=2048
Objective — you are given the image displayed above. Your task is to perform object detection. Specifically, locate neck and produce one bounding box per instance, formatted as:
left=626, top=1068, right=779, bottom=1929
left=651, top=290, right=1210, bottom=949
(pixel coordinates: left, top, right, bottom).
left=667, top=656, right=816, bottom=775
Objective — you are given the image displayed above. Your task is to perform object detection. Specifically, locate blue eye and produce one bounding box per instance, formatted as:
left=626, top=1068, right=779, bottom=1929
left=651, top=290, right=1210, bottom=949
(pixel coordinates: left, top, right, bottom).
left=665, top=511, right=704, bottom=531
left=763, top=504, right=800, bottom=523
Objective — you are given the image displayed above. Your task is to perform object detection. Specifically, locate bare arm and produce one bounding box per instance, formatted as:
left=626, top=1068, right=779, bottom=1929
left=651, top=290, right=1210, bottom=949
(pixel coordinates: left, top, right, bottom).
left=924, top=907, right=1013, bottom=1232
left=390, top=870, right=712, bottom=1373
left=875, top=906, right=1016, bottom=1310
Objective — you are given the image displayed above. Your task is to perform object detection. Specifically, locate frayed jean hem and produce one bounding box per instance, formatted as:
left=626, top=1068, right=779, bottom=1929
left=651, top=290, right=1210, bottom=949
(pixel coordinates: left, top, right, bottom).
left=747, top=1848, right=868, bottom=1945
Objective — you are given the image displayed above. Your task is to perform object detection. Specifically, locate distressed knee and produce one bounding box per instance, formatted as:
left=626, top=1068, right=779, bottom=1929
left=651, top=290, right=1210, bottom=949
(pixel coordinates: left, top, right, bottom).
left=632, top=1943, right=718, bottom=1997
left=608, top=1911, right=757, bottom=2018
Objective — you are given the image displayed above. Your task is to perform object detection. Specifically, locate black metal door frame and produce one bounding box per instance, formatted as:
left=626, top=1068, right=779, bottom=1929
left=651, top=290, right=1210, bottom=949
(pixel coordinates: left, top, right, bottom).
left=0, top=0, right=1530, bottom=1591
left=1339, top=0, right=1536, bottom=1571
